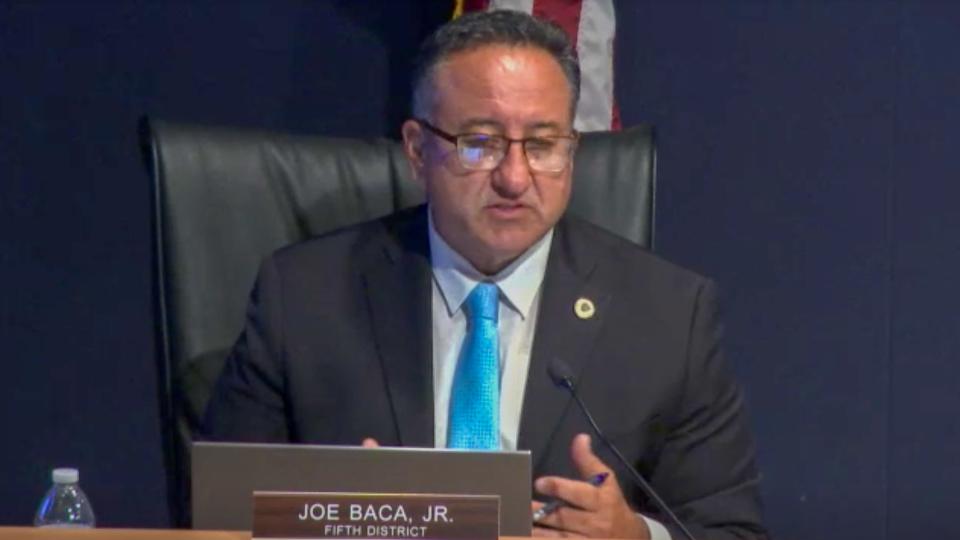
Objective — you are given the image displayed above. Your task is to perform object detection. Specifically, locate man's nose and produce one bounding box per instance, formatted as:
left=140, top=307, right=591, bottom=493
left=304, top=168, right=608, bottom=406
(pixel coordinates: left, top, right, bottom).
left=492, top=141, right=532, bottom=197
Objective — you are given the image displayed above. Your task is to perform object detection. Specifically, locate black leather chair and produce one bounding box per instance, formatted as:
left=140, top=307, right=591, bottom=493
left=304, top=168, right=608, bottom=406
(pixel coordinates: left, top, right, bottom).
left=141, top=118, right=656, bottom=526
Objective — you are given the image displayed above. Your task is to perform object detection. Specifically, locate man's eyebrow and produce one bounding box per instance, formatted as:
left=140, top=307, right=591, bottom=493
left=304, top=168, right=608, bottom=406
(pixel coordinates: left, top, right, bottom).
left=456, top=119, right=568, bottom=133
left=457, top=119, right=504, bottom=132
left=526, top=121, right=567, bottom=133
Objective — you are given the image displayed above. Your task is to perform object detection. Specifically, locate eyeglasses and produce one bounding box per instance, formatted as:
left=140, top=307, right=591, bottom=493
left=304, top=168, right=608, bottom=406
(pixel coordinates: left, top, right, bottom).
left=417, top=119, right=578, bottom=173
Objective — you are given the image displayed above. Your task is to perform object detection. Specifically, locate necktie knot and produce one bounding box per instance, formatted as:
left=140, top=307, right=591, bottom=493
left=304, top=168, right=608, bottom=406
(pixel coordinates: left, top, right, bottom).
left=466, top=282, right=499, bottom=322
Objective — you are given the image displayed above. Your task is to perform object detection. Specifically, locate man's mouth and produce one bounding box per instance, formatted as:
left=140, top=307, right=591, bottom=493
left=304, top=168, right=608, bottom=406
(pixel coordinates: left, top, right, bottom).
left=485, top=203, right=528, bottom=218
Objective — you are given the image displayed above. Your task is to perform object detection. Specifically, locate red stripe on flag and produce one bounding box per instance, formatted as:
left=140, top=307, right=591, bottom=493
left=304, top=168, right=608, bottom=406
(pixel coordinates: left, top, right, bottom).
left=532, top=0, right=582, bottom=50
left=463, top=0, right=490, bottom=12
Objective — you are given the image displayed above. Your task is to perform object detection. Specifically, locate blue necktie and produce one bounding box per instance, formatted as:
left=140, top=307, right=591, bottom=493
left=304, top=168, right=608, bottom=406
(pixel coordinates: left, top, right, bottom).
left=447, top=282, right=500, bottom=449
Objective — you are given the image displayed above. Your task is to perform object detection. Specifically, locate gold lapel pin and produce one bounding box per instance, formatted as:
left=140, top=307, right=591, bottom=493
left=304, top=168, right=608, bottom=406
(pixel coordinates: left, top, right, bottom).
left=574, top=297, right=596, bottom=320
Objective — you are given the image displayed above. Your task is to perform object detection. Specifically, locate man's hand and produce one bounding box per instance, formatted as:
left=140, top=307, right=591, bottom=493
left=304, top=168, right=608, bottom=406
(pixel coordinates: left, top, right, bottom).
left=532, top=433, right=650, bottom=539
left=361, top=438, right=380, bottom=448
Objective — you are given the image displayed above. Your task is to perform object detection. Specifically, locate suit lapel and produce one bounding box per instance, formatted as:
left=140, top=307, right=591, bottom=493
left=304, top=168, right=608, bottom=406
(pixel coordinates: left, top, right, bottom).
left=518, top=219, right=612, bottom=471
left=364, top=207, right=435, bottom=447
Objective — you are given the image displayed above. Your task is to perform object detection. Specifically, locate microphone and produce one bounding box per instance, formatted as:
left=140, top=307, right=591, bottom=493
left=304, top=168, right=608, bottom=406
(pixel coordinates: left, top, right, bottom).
left=547, top=358, right=698, bottom=540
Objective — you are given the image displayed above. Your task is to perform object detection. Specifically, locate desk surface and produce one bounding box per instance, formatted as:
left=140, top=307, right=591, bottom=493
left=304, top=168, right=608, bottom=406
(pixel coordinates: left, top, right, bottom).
left=0, top=529, right=533, bottom=540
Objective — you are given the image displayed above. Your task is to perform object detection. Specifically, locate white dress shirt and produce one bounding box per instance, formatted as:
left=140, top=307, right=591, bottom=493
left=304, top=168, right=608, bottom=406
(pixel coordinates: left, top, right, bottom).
left=429, top=213, right=551, bottom=450
left=427, top=211, right=671, bottom=540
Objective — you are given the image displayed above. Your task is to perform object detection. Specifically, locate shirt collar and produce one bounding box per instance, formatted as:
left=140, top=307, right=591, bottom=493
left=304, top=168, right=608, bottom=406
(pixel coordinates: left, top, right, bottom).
left=428, top=207, right=553, bottom=320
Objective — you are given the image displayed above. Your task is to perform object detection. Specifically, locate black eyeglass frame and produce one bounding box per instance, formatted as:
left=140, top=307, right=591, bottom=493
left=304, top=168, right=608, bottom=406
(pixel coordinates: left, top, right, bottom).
left=416, top=118, right=579, bottom=173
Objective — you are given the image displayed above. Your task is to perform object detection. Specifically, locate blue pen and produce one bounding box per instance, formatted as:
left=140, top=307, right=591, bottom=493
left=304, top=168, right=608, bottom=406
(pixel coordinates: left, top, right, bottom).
left=532, top=471, right=609, bottom=522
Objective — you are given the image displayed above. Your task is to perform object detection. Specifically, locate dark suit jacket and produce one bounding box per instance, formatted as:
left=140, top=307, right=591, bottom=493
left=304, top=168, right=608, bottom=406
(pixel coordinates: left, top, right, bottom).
left=204, top=205, right=767, bottom=540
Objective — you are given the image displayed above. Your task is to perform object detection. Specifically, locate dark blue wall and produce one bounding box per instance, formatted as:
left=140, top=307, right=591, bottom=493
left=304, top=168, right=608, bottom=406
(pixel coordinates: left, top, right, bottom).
left=2, top=1, right=958, bottom=538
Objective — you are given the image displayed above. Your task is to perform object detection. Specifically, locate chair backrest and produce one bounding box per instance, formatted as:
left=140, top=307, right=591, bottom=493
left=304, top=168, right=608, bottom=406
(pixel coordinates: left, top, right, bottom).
left=141, top=118, right=656, bottom=526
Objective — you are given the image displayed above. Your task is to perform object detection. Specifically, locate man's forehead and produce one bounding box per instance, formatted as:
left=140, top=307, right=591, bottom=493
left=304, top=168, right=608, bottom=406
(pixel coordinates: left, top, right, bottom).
left=427, top=45, right=573, bottom=127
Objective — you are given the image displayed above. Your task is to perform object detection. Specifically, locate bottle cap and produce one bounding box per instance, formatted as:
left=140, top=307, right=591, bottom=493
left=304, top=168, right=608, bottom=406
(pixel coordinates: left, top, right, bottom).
left=52, top=468, right=79, bottom=484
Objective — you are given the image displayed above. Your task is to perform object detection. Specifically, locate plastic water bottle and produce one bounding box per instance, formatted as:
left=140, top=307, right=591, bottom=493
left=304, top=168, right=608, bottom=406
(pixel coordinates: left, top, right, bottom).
left=34, top=468, right=96, bottom=528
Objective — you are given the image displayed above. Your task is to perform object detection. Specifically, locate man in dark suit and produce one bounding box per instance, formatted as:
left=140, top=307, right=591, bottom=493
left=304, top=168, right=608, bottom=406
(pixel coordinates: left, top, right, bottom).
left=204, top=10, right=766, bottom=540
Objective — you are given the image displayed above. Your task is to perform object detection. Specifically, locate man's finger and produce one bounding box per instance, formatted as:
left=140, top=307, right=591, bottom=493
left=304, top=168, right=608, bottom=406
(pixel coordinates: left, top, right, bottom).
left=533, top=504, right=597, bottom=537
left=570, top=433, right=611, bottom=480
left=361, top=438, right=380, bottom=448
left=535, top=476, right=602, bottom=512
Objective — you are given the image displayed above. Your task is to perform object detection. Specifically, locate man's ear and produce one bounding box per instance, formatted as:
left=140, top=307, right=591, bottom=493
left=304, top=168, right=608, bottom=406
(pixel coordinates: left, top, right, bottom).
left=401, top=119, right=426, bottom=187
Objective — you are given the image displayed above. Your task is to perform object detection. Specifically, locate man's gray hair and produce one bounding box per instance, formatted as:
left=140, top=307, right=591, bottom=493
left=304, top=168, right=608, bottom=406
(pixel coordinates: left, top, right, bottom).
left=411, top=9, right=581, bottom=120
